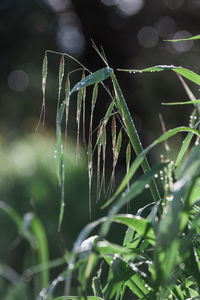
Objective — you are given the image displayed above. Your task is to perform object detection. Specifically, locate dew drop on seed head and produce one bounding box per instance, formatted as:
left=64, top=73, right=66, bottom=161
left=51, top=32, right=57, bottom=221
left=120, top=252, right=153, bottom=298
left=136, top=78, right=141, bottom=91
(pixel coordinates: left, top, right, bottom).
left=154, top=173, right=158, bottom=178
left=195, top=141, right=199, bottom=145
left=145, top=184, right=150, bottom=189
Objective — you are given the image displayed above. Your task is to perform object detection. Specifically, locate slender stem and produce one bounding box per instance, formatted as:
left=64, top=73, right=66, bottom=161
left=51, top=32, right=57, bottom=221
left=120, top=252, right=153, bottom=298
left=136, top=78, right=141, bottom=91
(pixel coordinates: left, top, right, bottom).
left=111, top=72, right=160, bottom=202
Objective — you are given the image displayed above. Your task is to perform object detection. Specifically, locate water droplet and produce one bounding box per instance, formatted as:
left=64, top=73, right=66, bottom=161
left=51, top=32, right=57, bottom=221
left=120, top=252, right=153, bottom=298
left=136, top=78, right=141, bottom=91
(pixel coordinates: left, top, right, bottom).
left=160, top=177, right=164, bottom=181
left=154, top=173, right=158, bottom=178
left=195, top=141, right=199, bottom=145
left=166, top=194, right=173, bottom=201
left=145, top=184, right=150, bottom=189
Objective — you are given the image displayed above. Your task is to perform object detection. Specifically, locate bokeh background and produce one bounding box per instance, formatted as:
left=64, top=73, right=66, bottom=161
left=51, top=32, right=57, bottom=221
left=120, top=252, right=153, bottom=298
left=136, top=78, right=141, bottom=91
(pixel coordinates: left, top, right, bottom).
left=1, top=0, right=200, bottom=298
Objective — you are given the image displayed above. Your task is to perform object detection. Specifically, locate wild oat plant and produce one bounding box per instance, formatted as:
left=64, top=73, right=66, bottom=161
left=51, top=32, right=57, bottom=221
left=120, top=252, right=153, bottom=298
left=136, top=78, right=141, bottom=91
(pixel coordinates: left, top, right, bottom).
left=3, top=36, right=200, bottom=299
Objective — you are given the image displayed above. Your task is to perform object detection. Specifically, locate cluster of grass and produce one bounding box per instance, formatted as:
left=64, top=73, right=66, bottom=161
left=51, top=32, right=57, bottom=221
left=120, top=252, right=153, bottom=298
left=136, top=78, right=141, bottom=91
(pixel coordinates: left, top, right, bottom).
left=2, top=36, right=200, bottom=299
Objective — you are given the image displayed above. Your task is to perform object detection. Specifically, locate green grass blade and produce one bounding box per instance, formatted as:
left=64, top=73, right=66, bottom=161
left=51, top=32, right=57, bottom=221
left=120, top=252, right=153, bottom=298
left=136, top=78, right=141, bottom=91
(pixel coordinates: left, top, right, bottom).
left=70, top=67, right=112, bottom=95
left=111, top=214, right=155, bottom=245
left=52, top=297, right=104, bottom=300
left=118, top=65, right=200, bottom=86
left=165, top=34, right=200, bottom=42
left=100, top=163, right=168, bottom=238
left=111, top=72, right=160, bottom=203
left=162, top=100, right=200, bottom=105
left=175, top=120, right=200, bottom=168
left=107, top=126, right=200, bottom=206
left=0, top=201, right=35, bottom=247
left=30, top=215, right=49, bottom=289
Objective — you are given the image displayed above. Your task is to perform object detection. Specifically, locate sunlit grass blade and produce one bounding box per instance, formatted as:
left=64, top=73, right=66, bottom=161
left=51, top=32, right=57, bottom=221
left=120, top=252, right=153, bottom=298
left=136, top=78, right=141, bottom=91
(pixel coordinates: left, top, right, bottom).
left=162, top=100, right=200, bottom=105
left=112, top=214, right=155, bottom=245
left=36, top=53, right=48, bottom=131
left=57, top=55, right=65, bottom=118
left=104, top=126, right=200, bottom=208
left=111, top=72, right=160, bottom=203
left=118, top=65, right=200, bottom=86
left=175, top=120, right=200, bottom=168
left=165, top=34, right=200, bottom=42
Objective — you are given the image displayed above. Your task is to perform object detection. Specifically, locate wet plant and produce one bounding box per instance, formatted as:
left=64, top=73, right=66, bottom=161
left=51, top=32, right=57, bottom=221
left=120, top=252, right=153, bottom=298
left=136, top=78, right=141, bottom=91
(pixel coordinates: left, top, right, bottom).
left=39, top=37, right=200, bottom=299
left=2, top=36, right=200, bottom=300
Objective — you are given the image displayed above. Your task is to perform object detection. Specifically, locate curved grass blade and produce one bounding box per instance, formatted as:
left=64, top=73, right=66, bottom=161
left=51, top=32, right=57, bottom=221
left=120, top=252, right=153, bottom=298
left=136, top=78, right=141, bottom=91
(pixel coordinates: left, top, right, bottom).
left=70, top=67, right=112, bottom=95
left=0, top=201, right=35, bottom=247
left=126, top=142, right=131, bottom=210
left=162, top=100, right=200, bottom=105
left=111, top=214, right=155, bottom=245
left=111, top=72, right=160, bottom=203
left=103, top=126, right=200, bottom=208
left=30, top=214, right=49, bottom=289
left=118, top=65, right=200, bottom=86
left=165, top=35, right=200, bottom=42
left=175, top=120, right=200, bottom=168
left=100, top=162, right=168, bottom=237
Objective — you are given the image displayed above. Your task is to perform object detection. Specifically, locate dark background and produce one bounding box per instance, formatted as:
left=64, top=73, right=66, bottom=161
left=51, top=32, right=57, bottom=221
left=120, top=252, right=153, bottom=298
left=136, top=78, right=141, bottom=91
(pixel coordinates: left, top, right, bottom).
left=0, top=0, right=200, bottom=298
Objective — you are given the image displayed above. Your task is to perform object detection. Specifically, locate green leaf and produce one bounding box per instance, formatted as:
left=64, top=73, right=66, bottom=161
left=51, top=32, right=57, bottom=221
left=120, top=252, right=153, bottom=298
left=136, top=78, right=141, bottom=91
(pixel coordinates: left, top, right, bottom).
left=162, top=99, right=200, bottom=105
left=119, top=65, right=200, bottom=86
left=175, top=120, right=200, bottom=168
left=30, top=214, right=49, bottom=288
left=52, top=297, right=104, bottom=300
left=70, top=67, right=112, bottom=95
left=111, top=72, right=160, bottom=203
left=111, top=214, right=155, bottom=245
left=165, top=34, right=200, bottom=42
left=109, top=126, right=200, bottom=205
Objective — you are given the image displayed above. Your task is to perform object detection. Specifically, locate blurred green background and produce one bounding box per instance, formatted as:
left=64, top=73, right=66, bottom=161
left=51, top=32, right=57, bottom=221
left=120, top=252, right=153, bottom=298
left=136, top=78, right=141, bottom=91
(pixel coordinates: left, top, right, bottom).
left=1, top=0, right=200, bottom=298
